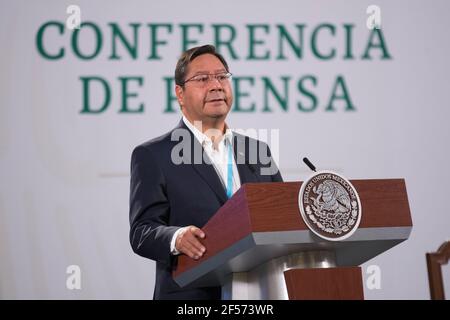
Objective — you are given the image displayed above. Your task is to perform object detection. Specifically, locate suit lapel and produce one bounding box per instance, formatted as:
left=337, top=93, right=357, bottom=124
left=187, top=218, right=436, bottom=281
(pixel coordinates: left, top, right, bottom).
left=176, top=119, right=228, bottom=204
left=174, top=119, right=259, bottom=203
left=192, top=153, right=228, bottom=204
left=233, top=133, right=259, bottom=184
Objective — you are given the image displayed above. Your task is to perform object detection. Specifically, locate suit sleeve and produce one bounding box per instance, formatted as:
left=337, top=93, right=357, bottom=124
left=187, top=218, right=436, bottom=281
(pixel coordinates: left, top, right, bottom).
left=267, top=144, right=283, bottom=182
left=129, top=146, right=179, bottom=265
left=258, top=141, right=283, bottom=182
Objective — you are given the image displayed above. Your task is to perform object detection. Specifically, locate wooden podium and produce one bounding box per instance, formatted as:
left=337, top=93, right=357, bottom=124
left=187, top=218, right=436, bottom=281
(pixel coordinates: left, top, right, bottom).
left=173, top=179, right=412, bottom=300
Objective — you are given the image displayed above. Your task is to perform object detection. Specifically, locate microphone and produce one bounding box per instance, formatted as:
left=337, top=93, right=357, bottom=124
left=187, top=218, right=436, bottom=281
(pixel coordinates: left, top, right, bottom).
left=303, top=157, right=317, bottom=172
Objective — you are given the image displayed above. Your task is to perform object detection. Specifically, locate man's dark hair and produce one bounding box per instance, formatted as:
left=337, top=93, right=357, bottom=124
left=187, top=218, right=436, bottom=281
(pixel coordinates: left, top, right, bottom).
left=174, top=45, right=229, bottom=86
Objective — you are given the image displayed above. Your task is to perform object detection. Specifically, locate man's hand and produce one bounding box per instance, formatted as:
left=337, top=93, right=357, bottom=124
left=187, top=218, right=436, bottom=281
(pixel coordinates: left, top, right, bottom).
left=175, top=226, right=206, bottom=260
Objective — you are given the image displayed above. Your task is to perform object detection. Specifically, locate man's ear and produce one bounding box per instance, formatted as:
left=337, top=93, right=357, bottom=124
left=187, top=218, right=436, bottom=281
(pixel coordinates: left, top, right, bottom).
left=175, top=85, right=184, bottom=108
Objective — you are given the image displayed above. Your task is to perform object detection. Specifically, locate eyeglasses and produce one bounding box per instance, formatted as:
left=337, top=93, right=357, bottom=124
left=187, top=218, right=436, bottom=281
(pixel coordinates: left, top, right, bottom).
left=183, top=72, right=232, bottom=86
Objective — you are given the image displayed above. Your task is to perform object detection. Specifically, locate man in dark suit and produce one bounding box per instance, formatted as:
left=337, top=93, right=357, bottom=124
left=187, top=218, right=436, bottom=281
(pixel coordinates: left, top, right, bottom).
left=129, top=45, right=283, bottom=300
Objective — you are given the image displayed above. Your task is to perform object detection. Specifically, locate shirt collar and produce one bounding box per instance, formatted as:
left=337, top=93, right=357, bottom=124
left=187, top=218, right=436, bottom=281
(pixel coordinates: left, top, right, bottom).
left=182, top=115, right=233, bottom=147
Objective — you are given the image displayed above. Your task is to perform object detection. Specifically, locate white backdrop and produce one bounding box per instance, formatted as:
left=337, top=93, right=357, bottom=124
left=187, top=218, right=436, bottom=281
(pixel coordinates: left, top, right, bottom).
left=0, top=0, right=449, bottom=299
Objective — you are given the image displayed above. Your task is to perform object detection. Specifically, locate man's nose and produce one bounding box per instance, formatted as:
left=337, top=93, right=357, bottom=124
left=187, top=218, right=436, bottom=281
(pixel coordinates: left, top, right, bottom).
left=207, top=76, right=223, bottom=90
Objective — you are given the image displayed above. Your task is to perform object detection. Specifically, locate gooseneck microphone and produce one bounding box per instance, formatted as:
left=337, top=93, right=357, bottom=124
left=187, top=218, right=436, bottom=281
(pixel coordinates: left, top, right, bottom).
left=303, top=157, right=317, bottom=172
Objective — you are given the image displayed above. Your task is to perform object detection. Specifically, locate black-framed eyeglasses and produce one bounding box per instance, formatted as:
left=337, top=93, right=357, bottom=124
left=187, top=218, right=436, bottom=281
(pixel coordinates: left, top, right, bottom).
left=183, top=72, right=233, bottom=86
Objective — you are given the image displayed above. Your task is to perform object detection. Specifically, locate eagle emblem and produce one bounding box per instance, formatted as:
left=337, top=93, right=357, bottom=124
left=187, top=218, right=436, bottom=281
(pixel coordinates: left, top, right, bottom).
left=298, top=171, right=362, bottom=241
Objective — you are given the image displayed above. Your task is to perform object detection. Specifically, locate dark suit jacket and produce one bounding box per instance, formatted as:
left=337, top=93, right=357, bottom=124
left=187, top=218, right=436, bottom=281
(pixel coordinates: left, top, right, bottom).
left=129, top=119, right=283, bottom=300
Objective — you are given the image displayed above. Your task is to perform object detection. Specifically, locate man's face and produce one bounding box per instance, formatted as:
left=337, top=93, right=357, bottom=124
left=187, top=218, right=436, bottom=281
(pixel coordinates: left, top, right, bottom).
left=176, top=54, right=233, bottom=125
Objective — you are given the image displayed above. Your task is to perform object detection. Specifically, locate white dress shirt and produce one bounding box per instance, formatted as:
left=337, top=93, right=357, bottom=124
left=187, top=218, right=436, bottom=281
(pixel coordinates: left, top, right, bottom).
left=170, top=116, right=242, bottom=254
